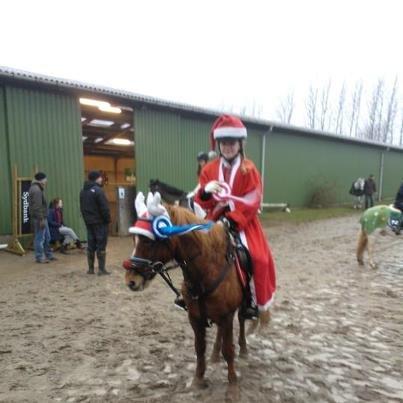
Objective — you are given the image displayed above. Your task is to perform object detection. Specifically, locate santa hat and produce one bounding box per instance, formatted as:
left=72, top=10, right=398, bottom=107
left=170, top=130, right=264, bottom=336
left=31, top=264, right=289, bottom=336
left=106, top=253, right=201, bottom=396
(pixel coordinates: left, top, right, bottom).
left=210, top=115, right=247, bottom=151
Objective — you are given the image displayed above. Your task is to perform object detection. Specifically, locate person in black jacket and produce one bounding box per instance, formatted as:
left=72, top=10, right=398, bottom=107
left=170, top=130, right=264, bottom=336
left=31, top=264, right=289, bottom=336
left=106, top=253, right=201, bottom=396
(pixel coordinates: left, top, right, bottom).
left=394, top=181, right=403, bottom=211
left=363, top=174, right=377, bottom=209
left=80, top=171, right=111, bottom=275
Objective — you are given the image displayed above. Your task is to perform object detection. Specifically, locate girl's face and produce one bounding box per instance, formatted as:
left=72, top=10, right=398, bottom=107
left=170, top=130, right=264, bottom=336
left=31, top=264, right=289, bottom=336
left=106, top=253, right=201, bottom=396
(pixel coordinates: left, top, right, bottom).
left=219, top=139, right=241, bottom=161
left=58, top=200, right=63, bottom=209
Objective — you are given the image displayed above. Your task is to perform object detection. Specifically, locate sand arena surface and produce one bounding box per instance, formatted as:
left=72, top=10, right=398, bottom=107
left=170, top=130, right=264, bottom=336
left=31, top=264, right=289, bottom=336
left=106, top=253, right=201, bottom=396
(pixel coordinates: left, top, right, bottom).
left=0, top=215, right=402, bottom=402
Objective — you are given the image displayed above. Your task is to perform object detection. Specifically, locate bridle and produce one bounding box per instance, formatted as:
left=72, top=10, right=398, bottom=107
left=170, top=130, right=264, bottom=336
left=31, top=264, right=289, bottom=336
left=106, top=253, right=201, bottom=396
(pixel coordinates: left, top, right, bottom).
left=126, top=251, right=183, bottom=299
left=125, top=228, right=236, bottom=304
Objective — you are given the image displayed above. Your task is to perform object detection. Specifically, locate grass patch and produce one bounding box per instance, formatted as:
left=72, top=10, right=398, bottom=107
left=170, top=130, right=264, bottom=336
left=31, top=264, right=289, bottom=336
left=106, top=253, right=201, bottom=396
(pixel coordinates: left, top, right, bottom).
left=260, top=206, right=360, bottom=226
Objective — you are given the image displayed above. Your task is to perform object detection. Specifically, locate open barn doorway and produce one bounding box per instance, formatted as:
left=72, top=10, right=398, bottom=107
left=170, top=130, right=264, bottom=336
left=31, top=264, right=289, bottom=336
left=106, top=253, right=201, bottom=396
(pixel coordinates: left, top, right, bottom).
left=80, top=97, right=135, bottom=236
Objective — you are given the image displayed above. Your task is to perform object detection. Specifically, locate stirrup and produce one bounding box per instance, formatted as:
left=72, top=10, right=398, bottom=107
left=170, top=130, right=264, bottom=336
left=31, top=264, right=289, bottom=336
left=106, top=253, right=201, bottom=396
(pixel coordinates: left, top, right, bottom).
left=240, top=304, right=259, bottom=320
left=174, top=297, right=187, bottom=311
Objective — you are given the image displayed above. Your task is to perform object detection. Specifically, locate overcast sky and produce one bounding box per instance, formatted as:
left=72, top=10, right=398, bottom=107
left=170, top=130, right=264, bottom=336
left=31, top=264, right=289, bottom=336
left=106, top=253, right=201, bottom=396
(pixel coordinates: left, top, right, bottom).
left=1, top=0, right=402, bottom=130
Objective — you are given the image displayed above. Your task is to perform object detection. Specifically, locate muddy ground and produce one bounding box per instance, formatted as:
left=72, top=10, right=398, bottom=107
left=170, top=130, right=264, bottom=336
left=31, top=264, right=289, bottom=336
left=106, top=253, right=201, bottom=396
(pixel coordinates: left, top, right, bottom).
left=0, top=214, right=402, bottom=403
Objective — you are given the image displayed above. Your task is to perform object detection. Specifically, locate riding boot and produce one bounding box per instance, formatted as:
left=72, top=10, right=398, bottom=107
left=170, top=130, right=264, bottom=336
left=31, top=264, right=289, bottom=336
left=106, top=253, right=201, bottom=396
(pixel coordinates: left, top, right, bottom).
left=174, top=296, right=187, bottom=311
left=240, top=285, right=259, bottom=320
left=87, top=250, right=95, bottom=274
left=60, top=243, right=69, bottom=255
left=97, top=251, right=110, bottom=275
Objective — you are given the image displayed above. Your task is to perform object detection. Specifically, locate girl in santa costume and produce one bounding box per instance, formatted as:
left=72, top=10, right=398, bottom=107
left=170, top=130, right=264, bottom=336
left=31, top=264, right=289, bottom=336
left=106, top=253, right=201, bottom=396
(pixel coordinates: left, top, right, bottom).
left=195, top=114, right=276, bottom=319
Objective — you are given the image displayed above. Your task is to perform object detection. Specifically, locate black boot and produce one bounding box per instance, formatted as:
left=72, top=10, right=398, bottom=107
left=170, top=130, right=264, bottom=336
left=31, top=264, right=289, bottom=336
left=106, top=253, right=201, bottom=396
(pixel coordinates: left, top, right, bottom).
left=240, top=286, right=259, bottom=320
left=240, top=301, right=259, bottom=320
left=174, top=296, right=187, bottom=311
left=60, top=243, right=69, bottom=254
left=87, top=250, right=95, bottom=274
left=97, top=251, right=110, bottom=275
left=75, top=240, right=85, bottom=250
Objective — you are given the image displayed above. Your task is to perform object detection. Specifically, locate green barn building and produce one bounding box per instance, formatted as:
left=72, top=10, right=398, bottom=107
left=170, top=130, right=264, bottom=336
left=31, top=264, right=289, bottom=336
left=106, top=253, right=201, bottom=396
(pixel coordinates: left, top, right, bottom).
left=1, top=67, right=402, bottom=239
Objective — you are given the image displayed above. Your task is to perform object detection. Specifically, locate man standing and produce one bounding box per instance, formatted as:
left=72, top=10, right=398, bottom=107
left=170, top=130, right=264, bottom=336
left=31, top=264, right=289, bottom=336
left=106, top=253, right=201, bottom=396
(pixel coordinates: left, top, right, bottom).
left=29, top=172, right=56, bottom=263
left=80, top=171, right=111, bottom=275
left=364, top=174, right=377, bottom=209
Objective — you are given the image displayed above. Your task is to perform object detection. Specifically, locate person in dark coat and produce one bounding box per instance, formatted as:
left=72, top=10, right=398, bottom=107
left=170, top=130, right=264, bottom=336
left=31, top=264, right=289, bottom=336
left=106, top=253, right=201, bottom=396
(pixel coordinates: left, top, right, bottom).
left=28, top=172, right=56, bottom=263
left=363, top=174, right=377, bottom=209
left=394, top=181, right=403, bottom=212
left=80, top=171, right=111, bottom=275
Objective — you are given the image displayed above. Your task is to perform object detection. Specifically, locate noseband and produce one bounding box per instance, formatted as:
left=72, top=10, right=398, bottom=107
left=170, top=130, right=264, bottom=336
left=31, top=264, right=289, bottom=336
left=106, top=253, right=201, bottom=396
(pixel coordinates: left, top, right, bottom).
left=127, top=256, right=162, bottom=280
left=125, top=255, right=182, bottom=298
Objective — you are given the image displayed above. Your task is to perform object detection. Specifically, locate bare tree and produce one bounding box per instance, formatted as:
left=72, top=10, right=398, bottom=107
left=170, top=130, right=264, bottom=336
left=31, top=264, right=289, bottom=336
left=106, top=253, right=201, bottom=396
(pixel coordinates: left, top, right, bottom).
left=306, top=85, right=318, bottom=129
left=319, top=80, right=332, bottom=130
left=348, top=81, right=363, bottom=137
left=383, top=76, right=398, bottom=143
left=365, top=79, right=385, bottom=141
left=276, top=92, right=294, bottom=124
left=335, top=83, right=346, bottom=134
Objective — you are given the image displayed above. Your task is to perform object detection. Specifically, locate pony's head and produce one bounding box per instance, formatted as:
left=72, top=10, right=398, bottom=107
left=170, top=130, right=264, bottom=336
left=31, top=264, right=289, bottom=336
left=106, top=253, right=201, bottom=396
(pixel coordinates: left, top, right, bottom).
left=124, top=192, right=212, bottom=291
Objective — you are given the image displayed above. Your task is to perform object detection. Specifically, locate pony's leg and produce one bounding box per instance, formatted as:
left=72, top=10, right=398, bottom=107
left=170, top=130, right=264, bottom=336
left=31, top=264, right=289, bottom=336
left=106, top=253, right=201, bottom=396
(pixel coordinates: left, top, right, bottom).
left=220, top=312, right=237, bottom=384
left=367, top=236, right=377, bottom=269
left=237, top=311, right=248, bottom=357
left=189, top=315, right=207, bottom=387
left=356, top=230, right=367, bottom=266
left=210, top=326, right=222, bottom=363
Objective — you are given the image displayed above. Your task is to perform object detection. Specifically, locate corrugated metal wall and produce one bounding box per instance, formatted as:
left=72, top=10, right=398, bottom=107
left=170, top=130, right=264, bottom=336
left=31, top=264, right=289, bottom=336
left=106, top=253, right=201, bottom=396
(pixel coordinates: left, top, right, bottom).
left=383, top=150, right=403, bottom=198
left=0, top=85, right=12, bottom=234
left=134, top=108, right=265, bottom=194
left=4, top=85, right=85, bottom=237
left=265, top=130, right=403, bottom=206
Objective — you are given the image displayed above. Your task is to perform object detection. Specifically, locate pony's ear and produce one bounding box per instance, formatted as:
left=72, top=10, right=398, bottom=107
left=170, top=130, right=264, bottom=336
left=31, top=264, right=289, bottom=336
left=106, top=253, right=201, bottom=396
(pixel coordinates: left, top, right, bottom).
left=147, top=191, right=169, bottom=217
left=135, top=192, right=149, bottom=219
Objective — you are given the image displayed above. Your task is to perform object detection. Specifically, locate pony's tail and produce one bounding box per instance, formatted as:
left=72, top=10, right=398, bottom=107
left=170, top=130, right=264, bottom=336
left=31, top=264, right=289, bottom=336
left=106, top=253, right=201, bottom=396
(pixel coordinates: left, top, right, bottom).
left=246, top=310, right=271, bottom=335
left=356, top=229, right=368, bottom=265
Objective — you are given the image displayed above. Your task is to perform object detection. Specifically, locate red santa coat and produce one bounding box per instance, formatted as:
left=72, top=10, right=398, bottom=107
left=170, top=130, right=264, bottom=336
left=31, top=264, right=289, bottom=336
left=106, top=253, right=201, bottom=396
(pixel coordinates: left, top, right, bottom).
left=195, top=155, right=276, bottom=311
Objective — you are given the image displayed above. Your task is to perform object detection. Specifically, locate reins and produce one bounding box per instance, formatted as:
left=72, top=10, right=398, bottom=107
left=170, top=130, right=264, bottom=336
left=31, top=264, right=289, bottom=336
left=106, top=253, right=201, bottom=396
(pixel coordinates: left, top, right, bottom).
left=129, top=256, right=182, bottom=298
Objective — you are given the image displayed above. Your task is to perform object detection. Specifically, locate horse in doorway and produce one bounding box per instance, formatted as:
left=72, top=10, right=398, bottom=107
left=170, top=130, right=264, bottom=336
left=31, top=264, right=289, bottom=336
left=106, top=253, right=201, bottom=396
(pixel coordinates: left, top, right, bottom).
left=149, top=178, right=206, bottom=218
left=123, top=192, right=270, bottom=387
left=356, top=204, right=402, bottom=268
left=349, top=177, right=365, bottom=209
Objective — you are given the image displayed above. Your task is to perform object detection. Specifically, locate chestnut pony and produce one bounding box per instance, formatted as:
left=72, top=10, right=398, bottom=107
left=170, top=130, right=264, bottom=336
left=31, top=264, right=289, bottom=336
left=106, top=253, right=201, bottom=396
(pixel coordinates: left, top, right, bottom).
left=124, top=193, right=267, bottom=387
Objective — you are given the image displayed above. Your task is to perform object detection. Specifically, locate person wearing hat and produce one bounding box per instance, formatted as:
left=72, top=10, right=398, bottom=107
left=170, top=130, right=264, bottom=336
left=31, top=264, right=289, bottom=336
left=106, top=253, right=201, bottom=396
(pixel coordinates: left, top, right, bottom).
left=80, top=171, right=111, bottom=275
left=195, top=115, right=276, bottom=320
left=363, top=174, right=377, bottom=209
left=29, top=172, right=57, bottom=263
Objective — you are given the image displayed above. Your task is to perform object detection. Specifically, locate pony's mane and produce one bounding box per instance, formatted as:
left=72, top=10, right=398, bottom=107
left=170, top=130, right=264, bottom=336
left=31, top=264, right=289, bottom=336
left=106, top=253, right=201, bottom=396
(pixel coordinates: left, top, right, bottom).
left=165, top=204, right=227, bottom=253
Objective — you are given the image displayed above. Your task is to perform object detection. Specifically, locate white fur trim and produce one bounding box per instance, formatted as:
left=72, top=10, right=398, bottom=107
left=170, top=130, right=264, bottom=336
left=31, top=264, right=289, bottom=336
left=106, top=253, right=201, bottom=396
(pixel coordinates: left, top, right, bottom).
left=257, top=292, right=275, bottom=311
left=214, top=127, right=247, bottom=139
left=128, top=226, right=155, bottom=240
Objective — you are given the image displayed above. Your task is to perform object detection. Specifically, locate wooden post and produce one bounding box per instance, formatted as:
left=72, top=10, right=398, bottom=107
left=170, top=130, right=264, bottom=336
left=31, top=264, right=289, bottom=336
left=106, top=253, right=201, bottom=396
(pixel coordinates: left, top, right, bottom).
left=6, top=165, right=26, bottom=255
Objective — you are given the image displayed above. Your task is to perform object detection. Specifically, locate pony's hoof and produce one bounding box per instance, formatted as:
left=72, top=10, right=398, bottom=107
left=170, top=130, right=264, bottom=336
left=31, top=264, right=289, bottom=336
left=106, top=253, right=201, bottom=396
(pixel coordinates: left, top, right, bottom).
left=369, top=262, right=378, bottom=270
left=357, top=258, right=364, bottom=266
left=210, top=353, right=220, bottom=363
left=239, top=348, right=248, bottom=359
left=191, top=377, right=209, bottom=389
left=225, top=383, right=240, bottom=402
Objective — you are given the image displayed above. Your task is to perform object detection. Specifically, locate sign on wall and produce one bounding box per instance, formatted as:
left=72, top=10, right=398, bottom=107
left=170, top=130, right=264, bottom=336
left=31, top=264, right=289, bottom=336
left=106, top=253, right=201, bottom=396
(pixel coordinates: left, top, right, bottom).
left=20, top=179, right=31, bottom=235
